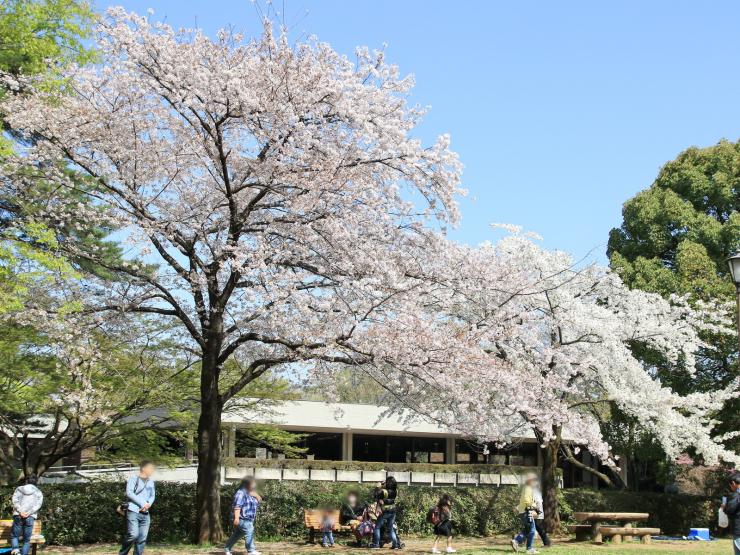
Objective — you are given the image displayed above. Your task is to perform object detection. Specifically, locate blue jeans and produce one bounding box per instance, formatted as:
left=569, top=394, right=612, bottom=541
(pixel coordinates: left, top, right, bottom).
left=371, top=510, right=399, bottom=548
left=322, top=530, right=334, bottom=546
left=11, top=515, right=35, bottom=555
left=225, top=518, right=256, bottom=553
left=119, top=510, right=150, bottom=555
left=514, top=512, right=536, bottom=551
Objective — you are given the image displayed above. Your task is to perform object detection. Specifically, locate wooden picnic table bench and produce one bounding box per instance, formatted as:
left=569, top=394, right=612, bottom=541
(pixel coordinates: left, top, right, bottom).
left=571, top=512, right=658, bottom=544
left=303, top=509, right=351, bottom=544
left=0, top=519, right=45, bottom=555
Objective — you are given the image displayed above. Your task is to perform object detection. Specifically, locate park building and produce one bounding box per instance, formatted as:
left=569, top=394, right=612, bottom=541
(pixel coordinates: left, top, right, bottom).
left=218, top=399, right=604, bottom=489
left=34, top=399, right=611, bottom=489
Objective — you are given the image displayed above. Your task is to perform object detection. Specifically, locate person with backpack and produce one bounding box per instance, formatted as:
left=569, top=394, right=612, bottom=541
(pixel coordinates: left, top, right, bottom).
left=10, top=475, right=43, bottom=555
left=370, top=477, right=401, bottom=550
left=429, top=494, right=456, bottom=554
left=119, top=460, right=156, bottom=555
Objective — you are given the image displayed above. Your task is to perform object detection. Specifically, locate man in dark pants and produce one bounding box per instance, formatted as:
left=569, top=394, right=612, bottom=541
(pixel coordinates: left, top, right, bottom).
left=722, top=473, right=740, bottom=555
left=533, top=485, right=551, bottom=548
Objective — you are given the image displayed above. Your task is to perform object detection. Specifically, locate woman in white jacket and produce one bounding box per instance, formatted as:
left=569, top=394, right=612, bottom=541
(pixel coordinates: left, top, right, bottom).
left=10, top=475, right=43, bottom=555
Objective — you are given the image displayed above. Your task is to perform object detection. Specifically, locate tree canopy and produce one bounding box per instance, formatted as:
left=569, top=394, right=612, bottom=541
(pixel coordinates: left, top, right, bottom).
left=607, top=139, right=740, bottom=467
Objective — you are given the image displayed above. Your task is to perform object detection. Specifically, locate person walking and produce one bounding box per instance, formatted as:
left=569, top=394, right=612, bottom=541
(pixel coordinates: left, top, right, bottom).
left=430, top=494, right=456, bottom=554
left=721, top=473, right=740, bottom=555
left=532, top=483, right=551, bottom=548
left=224, top=477, right=262, bottom=555
left=510, top=473, right=539, bottom=554
left=10, top=475, right=43, bottom=555
left=119, top=460, right=156, bottom=555
left=370, top=477, right=400, bottom=550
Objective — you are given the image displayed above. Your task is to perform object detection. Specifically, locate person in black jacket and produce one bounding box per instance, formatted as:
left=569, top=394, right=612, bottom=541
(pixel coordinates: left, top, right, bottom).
left=722, top=473, right=740, bottom=555
left=370, top=477, right=400, bottom=549
left=339, top=491, right=366, bottom=546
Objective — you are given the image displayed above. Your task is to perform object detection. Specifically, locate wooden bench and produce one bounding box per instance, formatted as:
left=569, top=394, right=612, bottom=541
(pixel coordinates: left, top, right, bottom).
left=0, top=519, right=45, bottom=555
left=303, top=509, right=351, bottom=544
left=573, top=512, right=658, bottom=544
left=597, top=526, right=661, bottom=544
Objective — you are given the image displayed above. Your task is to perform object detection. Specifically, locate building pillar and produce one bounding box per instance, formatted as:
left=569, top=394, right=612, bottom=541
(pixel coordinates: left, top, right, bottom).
left=536, top=445, right=543, bottom=469
left=227, top=425, right=236, bottom=459
left=342, top=431, right=353, bottom=461
left=445, top=437, right=455, bottom=464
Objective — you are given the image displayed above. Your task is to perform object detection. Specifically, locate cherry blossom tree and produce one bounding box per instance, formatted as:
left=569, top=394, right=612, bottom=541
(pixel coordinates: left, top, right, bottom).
left=0, top=9, right=463, bottom=541
left=5, top=7, right=736, bottom=541
left=1, top=298, right=194, bottom=481
left=346, top=230, right=739, bottom=531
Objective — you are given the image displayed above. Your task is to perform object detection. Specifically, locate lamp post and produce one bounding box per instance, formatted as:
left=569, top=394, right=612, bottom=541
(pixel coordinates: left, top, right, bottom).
left=728, top=252, right=740, bottom=363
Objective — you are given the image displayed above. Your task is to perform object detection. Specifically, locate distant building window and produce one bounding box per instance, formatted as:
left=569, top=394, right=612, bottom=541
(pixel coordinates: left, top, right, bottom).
left=353, top=434, right=446, bottom=463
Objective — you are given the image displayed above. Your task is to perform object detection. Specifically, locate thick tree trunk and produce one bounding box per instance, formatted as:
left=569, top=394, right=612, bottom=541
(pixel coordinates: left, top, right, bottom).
left=195, top=354, right=224, bottom=544
left=541, top=436, right=561, bottom=533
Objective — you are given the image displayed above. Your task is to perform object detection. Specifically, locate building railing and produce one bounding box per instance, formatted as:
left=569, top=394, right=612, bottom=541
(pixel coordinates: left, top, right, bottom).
left=223, top=457, right=562, bottom=487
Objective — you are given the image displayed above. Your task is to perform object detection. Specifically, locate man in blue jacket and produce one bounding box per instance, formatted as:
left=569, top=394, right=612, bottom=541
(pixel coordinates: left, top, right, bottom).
left=119, top=460, right=156, bottom=555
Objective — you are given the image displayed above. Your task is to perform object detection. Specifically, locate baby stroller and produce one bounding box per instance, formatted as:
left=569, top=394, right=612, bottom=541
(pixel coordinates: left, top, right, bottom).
left=378, top=520, right=405, bottom=549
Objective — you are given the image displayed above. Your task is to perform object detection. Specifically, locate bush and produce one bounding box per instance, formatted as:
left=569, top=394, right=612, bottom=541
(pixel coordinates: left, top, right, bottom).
left=0, top=481, right=716, bottom=545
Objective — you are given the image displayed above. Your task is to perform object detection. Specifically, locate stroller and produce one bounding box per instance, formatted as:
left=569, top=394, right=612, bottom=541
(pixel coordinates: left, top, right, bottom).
left=379, top=520, right=405, bottom=549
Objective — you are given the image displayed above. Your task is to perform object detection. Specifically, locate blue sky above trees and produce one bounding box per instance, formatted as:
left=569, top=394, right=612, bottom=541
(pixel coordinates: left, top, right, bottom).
left=103, top=0, right=740, bottom=262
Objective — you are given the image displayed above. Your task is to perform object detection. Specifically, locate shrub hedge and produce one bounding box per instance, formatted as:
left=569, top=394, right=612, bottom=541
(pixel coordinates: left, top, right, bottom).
left=0, top=481, right=718, bottom=545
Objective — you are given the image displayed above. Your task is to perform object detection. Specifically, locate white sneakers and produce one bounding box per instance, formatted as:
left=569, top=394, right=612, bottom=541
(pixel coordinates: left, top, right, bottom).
left=446, top=548, right=457, bottom=553
left=431, top=549, right=441, bottom=554
left=510, top=538, right=520, bottom=552
left=526, top=550, right=540, bottom=554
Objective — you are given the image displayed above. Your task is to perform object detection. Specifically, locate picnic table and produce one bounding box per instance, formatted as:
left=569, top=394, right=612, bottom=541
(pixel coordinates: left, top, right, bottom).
left=569, top=512, right=659, bottom=544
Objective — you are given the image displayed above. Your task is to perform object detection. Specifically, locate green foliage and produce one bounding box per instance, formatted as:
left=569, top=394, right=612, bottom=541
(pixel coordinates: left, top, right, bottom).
left=0, top=319, right=197, bottom=480
left=608, top=140, right=740, bottom=281
left=0, top=0, right=95, bottom=79
left=0, top=0, right=95, bottom=154
left=0, top=481, right=714, bottom=545
left=607, top=139, right=740, bottom=465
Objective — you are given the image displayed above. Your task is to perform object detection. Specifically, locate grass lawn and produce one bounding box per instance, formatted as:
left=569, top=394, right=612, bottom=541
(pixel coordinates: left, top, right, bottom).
left=39, top=537, right=733, bottom=555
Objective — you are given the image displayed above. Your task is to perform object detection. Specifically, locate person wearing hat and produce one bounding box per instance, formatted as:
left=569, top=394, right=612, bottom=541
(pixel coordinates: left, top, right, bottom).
left=510, top=473, right=540, bottom=554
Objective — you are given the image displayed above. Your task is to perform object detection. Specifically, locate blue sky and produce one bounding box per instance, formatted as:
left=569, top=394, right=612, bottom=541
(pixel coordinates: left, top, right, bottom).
left=100, top=0, right=740, bottom=262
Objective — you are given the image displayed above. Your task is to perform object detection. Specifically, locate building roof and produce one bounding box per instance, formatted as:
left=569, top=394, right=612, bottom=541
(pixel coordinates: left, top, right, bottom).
left=222, top=399, right=542, bottom=440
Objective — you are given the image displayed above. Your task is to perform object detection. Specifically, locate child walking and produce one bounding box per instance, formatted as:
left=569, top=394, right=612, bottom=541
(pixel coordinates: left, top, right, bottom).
left=320, top=508, right=336, bottom=548
left=430, top=494, right=456, bottom=554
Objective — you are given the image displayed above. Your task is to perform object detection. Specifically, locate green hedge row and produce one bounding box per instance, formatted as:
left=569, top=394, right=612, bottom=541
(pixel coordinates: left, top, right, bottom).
left=0, top=481, right=717, bottom=545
